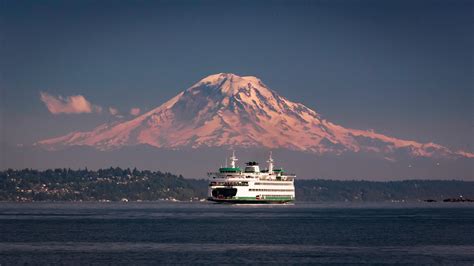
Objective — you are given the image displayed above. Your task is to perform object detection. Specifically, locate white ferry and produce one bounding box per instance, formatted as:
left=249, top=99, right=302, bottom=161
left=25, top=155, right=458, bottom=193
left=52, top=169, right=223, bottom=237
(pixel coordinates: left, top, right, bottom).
left=207, top=152, right=295, bottom=203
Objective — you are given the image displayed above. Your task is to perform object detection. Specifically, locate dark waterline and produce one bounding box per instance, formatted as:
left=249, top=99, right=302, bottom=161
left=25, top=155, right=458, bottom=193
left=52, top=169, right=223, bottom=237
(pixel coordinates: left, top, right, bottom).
left=0, top=202, right=473, bottom=264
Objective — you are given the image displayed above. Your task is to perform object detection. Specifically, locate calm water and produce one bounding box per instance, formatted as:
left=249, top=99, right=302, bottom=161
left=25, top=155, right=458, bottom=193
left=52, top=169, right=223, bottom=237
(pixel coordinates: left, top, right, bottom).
left=0, top=202, right=473, bottom=265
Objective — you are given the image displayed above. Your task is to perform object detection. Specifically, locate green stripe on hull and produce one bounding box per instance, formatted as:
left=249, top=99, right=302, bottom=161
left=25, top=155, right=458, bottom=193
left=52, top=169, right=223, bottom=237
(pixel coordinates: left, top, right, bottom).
left=208, top=196, right=294, bottom=204
left=235, top=196, right=293, bottom=200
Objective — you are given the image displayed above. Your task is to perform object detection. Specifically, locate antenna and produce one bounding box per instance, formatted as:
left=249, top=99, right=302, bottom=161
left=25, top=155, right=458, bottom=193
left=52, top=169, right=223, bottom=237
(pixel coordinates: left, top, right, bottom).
left=267, top=151, right=274, bottom=173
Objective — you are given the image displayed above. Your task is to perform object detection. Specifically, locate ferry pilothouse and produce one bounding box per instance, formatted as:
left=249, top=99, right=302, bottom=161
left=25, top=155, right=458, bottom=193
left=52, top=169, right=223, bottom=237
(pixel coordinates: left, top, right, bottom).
left=207, top=152, right=295, bottom=203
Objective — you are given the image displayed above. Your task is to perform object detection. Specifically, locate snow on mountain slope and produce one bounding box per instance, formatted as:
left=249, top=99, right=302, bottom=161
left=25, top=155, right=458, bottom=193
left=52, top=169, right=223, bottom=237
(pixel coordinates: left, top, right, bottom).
left=38, top=73, right=473, bottom=159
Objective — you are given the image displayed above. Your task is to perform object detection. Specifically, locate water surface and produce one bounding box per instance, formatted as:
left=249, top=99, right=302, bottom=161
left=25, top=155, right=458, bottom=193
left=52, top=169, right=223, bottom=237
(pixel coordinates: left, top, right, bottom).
left=0, top=202, right=473, bottom=264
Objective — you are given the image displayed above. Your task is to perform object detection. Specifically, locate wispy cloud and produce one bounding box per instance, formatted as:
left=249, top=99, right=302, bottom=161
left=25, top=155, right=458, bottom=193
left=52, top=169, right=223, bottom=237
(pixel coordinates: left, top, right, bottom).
left=40, top=92, right=102, bottom=114
left=108, top=107, right=119, bottom=116
left=130, top=107, right=141, bottom=116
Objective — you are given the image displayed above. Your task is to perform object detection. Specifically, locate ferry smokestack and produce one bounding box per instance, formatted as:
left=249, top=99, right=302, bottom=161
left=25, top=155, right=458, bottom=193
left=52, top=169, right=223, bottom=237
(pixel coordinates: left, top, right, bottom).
left=230, top=151, right=238, bottom=168
left=267, top=151, right=274, bottom=173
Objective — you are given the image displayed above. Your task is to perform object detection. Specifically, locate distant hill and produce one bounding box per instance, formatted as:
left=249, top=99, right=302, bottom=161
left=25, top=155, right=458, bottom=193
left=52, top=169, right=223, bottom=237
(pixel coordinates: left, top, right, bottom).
left=296, top=179, right=474, bottom=202
left=1, top=168, right=473, bottom=202
left=0, top=168, right=207, bottom=202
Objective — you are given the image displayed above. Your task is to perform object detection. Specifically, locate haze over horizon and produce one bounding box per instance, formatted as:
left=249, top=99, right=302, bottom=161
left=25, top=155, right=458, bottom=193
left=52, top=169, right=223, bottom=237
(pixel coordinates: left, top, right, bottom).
left=1, top=0, right=473, bottom=180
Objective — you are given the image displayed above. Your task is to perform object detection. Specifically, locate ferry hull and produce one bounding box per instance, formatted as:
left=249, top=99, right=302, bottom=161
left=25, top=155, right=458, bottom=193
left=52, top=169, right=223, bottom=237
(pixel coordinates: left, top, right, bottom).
left=208, top=197, right=294, bottom=204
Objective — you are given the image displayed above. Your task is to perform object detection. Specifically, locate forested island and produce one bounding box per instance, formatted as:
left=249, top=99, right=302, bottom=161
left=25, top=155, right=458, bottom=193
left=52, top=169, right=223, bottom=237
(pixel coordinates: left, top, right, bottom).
left=1, top=168, right=473, bottom=202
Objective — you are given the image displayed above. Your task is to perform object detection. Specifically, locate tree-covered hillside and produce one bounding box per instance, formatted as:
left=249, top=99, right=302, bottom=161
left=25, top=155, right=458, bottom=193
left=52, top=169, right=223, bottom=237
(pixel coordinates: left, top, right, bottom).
left=296, top=179, right=474, bottom=202
left=1, top=168, right=472, bottom=202
left=0, top=168, right=207, bottom=202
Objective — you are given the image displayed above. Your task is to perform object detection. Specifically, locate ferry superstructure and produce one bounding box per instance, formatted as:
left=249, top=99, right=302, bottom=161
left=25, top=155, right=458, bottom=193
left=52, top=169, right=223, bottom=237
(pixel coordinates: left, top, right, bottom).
left=207, top=152, right=295, bottom=203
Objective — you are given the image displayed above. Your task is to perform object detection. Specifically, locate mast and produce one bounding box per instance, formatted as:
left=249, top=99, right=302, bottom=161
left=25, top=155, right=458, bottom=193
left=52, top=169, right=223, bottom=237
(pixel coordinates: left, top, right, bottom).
left=230, top=151, right=238, bottom=168
left=267, top=151, right=274, bottom=173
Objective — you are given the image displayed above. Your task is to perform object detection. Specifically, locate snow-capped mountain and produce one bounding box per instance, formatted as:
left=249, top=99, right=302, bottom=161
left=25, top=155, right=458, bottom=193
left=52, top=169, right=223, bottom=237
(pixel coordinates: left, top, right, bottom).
left=38, top=73, right=473, bottom=159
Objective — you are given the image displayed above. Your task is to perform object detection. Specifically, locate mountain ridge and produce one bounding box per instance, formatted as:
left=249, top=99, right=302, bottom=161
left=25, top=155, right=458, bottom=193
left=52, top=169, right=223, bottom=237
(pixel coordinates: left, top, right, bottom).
left=37, top=73, right=473, bottom=160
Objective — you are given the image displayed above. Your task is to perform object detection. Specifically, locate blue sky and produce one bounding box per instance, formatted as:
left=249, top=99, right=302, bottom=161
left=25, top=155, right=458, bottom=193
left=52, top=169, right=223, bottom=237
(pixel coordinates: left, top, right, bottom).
left=1, top=0, right=473, bottom=152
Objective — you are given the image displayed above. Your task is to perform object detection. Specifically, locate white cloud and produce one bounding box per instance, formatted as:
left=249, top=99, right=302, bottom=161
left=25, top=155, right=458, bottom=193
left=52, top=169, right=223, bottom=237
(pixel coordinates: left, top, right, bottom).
left=130, top=107, right=141, bottom=116
left=40, top=92, right=102, bottom=114
left=108, top=107, right=119, bottom=116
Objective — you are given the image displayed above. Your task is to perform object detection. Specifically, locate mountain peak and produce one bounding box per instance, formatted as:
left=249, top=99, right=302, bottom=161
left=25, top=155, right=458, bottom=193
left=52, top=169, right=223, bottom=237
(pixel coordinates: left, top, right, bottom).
left=189, top=73, right=270, bottom=98
left=196, top=73, right=260, bottom=84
